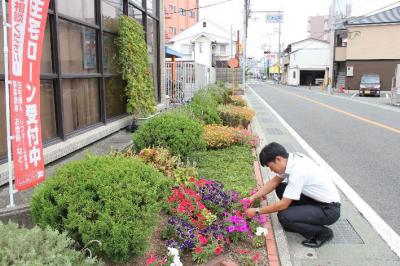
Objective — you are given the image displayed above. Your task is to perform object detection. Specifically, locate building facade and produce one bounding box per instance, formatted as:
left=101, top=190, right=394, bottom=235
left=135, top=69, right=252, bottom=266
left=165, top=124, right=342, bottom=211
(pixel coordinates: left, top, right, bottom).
left=0, top=0, right=165, bottom=179
left=283, top=38, right=329, bottom=86
left=166, top=20, right=234, bottom=68
left=307, top=16, right=329, bottom=42
left=334, top=6, right=400, bottom=91
left=164, top=0, right=198, bottom=42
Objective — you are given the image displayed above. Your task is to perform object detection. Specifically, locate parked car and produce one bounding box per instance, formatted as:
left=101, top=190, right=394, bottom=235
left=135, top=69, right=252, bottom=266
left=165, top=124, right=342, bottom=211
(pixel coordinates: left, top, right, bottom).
left=359, top=74, right=381, bottom=97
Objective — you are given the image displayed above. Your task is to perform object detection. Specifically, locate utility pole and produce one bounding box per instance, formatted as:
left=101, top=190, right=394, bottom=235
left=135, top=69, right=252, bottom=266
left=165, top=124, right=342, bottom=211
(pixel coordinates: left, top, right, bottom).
left=242, top=0, right=250, bottom=90
left=230, top=24, right=233, bottom=58
left=328, top=0, right=336, bottom=94
left=278, top=18, right=281, bottom=82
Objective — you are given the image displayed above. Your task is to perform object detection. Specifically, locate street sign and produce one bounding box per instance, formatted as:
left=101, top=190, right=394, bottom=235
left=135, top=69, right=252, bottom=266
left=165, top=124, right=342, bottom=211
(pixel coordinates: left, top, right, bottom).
left=266, top=14, right=283, bottom=23
left=228, top=58, right=239, bottom=68
left=8, top=0, right=50, bottom=190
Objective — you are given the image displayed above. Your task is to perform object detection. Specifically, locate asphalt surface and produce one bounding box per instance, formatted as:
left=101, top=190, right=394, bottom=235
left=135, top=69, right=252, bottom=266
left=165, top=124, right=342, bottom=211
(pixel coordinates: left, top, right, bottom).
left=248, top=81, right=400, bottom=236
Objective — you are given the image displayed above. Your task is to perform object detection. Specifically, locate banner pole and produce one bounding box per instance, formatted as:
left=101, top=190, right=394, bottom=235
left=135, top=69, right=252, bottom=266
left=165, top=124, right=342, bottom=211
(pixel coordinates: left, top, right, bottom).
left=2, top=0, right=15, bottom=208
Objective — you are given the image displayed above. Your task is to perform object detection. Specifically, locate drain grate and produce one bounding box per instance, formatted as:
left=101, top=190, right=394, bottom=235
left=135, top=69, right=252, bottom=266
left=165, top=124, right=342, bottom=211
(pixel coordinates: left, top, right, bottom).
left=263, top=128, right=284, bottom=135
left=329, top=219, right=364, bottom=244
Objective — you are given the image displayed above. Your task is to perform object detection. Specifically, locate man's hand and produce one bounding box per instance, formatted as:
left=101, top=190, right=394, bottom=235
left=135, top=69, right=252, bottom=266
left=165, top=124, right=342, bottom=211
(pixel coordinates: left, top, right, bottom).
left=244, top=208, right=257, bottom=218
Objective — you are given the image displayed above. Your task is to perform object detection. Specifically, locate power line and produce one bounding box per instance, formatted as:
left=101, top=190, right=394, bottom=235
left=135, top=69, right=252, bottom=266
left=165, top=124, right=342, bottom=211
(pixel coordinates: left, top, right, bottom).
left=165, top=0, right=233, bottom=15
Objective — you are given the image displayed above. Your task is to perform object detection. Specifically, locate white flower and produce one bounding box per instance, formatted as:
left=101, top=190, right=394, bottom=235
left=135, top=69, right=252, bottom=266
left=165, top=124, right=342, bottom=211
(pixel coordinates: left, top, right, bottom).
left=170, top=257, right=183, bottom=266
left=167, top=247, right=179, bottom=257
left=256, top=227, right=267, bottom=236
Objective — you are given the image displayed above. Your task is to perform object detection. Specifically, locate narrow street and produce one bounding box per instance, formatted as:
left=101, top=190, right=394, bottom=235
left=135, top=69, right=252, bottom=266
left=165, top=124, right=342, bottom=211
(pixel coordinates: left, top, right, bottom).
left=248, top=80, right=400, bottom=235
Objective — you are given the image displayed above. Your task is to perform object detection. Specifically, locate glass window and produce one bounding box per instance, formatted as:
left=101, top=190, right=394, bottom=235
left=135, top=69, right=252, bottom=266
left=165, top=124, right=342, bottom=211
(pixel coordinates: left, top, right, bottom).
left=0, top=17, right=52, bottom=74
left=59, top=20, right=97, bottom=74
left=179, top=8, right=186, bottom=16
left=58, top=0, right=95, bottom=24
left=0, top=2, right=7, bottom=74
left=0, top=81, right=6, bottom=157
left=41, top=20, right=53, bottom=73
left=62, top=79, right=100, bottom=134
left=102, top=0, right=123, bottom=32
left=129, top=0, right=142, bottom=7
left=103, top=33, right=120, bottom=74
left=40, top=80, right=57, bottom=141
left=0, top=80, right=57, bottom=157
left=128, top=5, right=143, bottom=25
left=147, top=18, right=159, bottom=101
left=105, top=77, right=127, bottom=117
left=147, top=0, right=156, bottom=14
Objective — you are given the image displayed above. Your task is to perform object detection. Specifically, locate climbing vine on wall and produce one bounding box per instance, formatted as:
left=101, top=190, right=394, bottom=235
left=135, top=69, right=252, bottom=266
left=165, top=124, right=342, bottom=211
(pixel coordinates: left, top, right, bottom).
left=117, top=15, right=157, bottom=117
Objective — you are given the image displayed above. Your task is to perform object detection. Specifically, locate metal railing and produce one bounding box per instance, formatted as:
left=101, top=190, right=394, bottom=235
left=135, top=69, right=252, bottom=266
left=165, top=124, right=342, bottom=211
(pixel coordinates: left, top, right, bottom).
left=165, top=61, right=209, bottom=104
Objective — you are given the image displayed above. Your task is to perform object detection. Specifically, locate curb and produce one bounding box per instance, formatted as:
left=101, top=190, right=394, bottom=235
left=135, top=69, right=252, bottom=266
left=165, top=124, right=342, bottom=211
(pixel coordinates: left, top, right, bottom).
left=253, top=160, right=280, bottom=266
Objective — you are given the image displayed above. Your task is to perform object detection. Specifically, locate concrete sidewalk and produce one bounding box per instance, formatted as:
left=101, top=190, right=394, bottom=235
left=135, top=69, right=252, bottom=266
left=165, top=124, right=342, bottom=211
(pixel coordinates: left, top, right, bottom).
left=245, top=87, right=400, bottom=266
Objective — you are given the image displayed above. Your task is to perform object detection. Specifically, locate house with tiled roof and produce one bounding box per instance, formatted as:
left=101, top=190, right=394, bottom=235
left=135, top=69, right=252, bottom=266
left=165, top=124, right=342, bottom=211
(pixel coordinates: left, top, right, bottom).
left=334, top=6, right=400, bottom=91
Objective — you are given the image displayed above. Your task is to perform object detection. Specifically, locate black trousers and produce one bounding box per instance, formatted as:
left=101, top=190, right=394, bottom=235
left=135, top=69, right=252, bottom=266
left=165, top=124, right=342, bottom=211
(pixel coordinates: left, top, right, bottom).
left=275, top=183, right=341, bottom=239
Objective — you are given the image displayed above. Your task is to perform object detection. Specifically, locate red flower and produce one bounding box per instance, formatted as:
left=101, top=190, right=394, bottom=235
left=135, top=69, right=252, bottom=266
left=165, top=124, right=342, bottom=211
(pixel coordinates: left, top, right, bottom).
left=146, top=255, right=157, bottom=265
left=252, top=252, right=260, bottom=262
left=199, top=235, right=208, bottom=245
left=237, top=249, right=251, bottom=255
left=215, top=245, right=223, bottom=255
left=195, top=246, right=202, bottom=254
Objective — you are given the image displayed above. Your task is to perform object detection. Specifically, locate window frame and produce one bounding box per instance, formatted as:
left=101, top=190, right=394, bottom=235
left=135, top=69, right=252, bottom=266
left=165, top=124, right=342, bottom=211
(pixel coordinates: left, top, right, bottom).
left=0, top=0, right=162, bottom=162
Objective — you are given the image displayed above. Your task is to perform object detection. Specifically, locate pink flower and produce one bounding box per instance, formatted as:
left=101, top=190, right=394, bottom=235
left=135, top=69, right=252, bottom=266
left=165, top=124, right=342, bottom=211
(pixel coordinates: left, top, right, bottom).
left=199, top=235, right=208, bottom=245
left=195, top=246, right=202, bottom=254
left=252, top=252, right=261, bottom=262
left=146, top=255, right=157, bottom=265
left=215, top=245, right=223, bottom=255
left=239, top=198, right=252, bottom=209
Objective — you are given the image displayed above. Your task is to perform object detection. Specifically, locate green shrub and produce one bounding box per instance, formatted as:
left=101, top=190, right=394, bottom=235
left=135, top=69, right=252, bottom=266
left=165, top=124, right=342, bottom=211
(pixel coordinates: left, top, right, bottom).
left=133, top=112, right=206, bottom=157
left=31, top=155, right=171, bottom=262
left=218, top=105, right=256, bottom=128
left=117, top=15, right=156, bottom=117
left=0, top=222, right=101, bottom=265
left=190, top=145, right=255, bottom=195
left=189, top=89, right=221, bottom=125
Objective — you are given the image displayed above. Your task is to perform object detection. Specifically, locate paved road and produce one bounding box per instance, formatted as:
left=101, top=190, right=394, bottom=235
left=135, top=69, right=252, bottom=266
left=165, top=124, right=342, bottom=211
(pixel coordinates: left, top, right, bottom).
left=248, top=80, right=400, bottom=235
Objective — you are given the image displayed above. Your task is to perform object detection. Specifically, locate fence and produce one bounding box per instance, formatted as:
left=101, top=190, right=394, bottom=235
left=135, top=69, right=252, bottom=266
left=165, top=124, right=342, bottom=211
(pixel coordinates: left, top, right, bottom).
left=165, top=61, right=212, bottom=103
left=215, top=67, right=243, bottom=84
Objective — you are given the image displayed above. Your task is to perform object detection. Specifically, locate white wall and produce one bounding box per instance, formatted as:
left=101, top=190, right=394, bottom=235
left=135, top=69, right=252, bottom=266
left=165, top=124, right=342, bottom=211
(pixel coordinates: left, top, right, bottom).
left=194, top=37, right=212, bottom=67
left=287, top=67, right=300, bottom=86
left=290, top=40, right=329, bottom=70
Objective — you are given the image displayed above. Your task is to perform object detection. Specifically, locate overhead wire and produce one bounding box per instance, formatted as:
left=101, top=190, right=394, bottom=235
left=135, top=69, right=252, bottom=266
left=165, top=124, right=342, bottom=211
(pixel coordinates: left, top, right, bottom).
left=165, top=0, right=233, bottom=16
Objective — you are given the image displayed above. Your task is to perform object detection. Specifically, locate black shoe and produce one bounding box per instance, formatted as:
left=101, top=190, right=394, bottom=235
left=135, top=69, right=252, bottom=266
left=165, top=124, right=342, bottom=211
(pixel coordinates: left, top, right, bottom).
left=302, top=231, right=333, bottom=248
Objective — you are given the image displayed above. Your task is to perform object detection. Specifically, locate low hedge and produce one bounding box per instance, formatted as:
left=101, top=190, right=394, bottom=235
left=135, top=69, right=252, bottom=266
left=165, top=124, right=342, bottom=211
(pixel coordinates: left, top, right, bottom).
left=31, top=155, right=171, bottom=262
left=190, top=89, right=222, bottom=125
left=133, top=112, right=206, bottom=157
left=190, top=145, right=256, bottom=195
left=0, top=222, right=101, bottom=265
left=218, top=105, right=256, bottom=128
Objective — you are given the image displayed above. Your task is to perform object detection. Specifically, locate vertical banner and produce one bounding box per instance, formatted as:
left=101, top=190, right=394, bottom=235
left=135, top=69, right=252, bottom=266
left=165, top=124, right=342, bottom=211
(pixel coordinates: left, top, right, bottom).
left=8, top=0, right=50, bottom=190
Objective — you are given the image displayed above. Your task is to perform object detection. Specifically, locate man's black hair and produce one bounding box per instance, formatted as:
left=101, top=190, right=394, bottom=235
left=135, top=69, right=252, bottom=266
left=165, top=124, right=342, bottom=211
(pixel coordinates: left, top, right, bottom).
left=259, top=142, right=289, bottom=167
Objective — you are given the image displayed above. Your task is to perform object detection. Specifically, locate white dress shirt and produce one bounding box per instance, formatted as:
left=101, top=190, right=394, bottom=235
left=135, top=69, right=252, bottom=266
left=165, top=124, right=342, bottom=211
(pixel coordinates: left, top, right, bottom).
left=282, top=153, right=341, bottom=203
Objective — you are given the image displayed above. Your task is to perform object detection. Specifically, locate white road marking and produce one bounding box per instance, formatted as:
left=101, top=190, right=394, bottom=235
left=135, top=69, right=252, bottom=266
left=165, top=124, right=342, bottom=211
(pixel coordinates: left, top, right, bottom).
left=248, top=85, right=400, bottom=258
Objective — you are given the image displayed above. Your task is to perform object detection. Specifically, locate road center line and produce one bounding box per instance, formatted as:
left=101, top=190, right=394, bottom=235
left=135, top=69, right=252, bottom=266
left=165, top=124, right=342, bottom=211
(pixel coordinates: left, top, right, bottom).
left=275, top=87, right=400, bottom=134
left=248, top=85, right=400, bottom=258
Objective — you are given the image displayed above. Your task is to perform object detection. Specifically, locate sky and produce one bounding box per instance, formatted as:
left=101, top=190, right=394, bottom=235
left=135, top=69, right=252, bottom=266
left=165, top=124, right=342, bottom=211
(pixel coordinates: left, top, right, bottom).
left=199, top=0, right=400, bottom=59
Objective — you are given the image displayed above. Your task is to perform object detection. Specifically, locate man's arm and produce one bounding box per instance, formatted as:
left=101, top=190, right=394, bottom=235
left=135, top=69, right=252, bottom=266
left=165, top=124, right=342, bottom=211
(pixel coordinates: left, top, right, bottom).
left=245, top=197, right=292, bottom=218
left=249, top=175, right=283, bottom=201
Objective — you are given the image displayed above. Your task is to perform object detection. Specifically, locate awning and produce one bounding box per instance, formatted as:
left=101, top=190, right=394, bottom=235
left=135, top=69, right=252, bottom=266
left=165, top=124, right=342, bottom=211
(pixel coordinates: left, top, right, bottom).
left=165, top=47, right=184, bottom=58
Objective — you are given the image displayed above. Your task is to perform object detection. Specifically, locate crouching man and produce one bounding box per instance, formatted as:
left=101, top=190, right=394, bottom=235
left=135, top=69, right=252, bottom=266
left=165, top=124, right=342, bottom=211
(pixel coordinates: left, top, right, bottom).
left=244, top=142, right=341, bottom=248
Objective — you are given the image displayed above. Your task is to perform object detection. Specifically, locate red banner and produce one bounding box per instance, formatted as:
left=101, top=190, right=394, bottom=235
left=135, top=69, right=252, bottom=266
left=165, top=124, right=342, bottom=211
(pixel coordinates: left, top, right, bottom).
left=8, top=0, right=50, bottom=190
